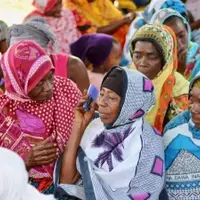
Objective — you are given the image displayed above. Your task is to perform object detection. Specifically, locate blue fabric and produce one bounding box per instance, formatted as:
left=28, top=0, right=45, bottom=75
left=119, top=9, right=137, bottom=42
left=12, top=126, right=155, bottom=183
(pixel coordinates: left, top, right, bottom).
left=54, top=154, right=79, bottom=200
left=150, top=8, right=200, bottom=81
left=78, top=148, right=96, bottom=200
left=189, top=43, right=200, bottom=80
left=163, top=73, right=200, bottom=199
left=121, top=0, right=187, bottom=66
left=159, top=189, right=169, bottom=200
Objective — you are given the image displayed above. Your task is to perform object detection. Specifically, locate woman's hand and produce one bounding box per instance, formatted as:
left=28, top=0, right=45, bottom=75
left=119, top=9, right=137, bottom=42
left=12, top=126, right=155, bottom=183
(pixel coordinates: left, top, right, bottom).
left=74, top=90, right=97, bottom=130
left=25, top=138, right=59, bottom=170
left=123, top=12, right=136, bottom=24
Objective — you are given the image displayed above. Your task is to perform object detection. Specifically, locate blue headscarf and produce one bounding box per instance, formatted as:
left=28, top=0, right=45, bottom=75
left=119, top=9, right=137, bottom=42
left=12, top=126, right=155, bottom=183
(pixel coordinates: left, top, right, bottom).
left=121, top=0, right=187, bottom=66
left=150, top=8, right=200, bottom=81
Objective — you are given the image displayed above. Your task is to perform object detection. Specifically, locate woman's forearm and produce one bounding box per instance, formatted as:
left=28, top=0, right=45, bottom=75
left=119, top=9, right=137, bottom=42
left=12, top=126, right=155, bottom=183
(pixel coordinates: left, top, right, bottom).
left=60, top=123, right=84, bottom=184
left=190, top=20, right=200, bottom=30
left=97, top=18, right=126, bottom=34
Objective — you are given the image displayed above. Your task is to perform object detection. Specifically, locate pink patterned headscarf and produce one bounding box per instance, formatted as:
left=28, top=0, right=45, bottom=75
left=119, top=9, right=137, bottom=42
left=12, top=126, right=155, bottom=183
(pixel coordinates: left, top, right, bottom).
left=0, top=40, right=81, bottom=181
left=1, top=40, right=54, bottom=102
left=33, top=0, right=58, bottom=13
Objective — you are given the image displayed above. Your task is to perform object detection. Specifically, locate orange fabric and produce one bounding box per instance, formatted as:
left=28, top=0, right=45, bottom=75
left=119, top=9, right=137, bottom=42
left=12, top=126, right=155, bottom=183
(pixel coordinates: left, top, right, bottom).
left=36, top=179, right=53, bottom=192
left=154, top=75, right=175, bottom=132
left=174, top=95, right=188, bottom=111
left=153, top=26, right=182, bottom=133
left=112, top=25, right=129, bottom=48
left=64, top=0, right=128, bottom=47
left=70, top=10, right=97, bottom=34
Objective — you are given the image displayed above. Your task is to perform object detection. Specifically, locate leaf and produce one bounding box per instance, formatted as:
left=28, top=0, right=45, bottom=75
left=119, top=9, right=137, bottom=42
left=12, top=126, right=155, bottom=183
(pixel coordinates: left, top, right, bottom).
left=107, top=153, right=113, bottom=171
left=113, top=147, right=123, bottom=162
left=91, top=132, right=105, bottom=148
left=94, top=150, right=111, bottom=168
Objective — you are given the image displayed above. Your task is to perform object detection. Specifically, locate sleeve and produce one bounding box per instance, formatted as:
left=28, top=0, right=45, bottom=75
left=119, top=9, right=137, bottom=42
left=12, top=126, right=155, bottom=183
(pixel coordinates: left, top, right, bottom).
left=127, top=126, right=165, bottom=200
left=53, top=154, right=85, bottom=200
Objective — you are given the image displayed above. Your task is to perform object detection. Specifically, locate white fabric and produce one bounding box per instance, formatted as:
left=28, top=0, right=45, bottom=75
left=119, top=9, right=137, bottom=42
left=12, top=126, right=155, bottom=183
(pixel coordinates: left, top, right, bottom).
left=0, top=147, right=55, bottom=200
left=33, top=0, right=48, bottom=13
left=164, top=119, right=200, bottom=149
left=80, top=118, right=143, bottom=191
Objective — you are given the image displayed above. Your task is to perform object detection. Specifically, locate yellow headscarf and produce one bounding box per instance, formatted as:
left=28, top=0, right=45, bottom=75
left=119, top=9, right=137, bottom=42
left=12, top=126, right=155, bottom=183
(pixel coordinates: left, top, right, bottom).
left=129, top=24, right=189, bottom=132
left=115, top=0, right=137, bottom=11
left=64, top=0, right=123, bottom=27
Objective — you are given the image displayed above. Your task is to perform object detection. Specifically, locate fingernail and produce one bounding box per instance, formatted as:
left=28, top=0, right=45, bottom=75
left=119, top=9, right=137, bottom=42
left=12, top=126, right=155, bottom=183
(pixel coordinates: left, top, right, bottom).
left=56, top=148, right=59, bottom=152
left=54, top=143, right=57, bottom=147
left=56, top=152, right=59, bottom=155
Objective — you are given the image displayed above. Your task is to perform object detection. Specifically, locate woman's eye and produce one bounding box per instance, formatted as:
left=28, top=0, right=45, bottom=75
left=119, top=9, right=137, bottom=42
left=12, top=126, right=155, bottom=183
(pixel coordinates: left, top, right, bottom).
left=36, top=81, right=43, bottom=87
left=149, top=56, right=157, bottom=60
left=133, top=53, right=142, bottom=59
left=109, top=96, right=115, bottom=100
left=100, top=93, right=104, bottom=97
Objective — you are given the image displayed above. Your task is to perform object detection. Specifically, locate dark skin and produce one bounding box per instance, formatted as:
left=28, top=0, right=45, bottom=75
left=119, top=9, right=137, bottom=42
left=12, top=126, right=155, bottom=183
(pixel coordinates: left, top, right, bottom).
left=44, top=0, right=62, bottom=18
left=186, top=10, right=200, bottom=30
left=85, top=0, right=136, bottom=34
left=164, top=17, right=188, bottom=75
left=67, top=56, right=90, bottom=93
left=22, top=59, right=89, bottom=169
left=97, top=12, right=136, bottom=35
left=28, top=70, right=54, bottom=101
left=103, top=41, right=122, bottom=72
left=25, top=71, right=58, bottom=169
left=189, top=86, right=200, bottom=129
left=132, top=41, right=163, bottom=80
left=60, top=88, right=121, bottom=184
left=0, top=40, right=7, bottom=54
left=84, top=41, right=122, bottom=74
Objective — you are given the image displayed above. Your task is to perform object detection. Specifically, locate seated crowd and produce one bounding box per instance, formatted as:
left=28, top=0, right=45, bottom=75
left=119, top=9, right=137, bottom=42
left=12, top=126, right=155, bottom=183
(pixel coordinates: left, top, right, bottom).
left=1, top=0, right=200, bottom=200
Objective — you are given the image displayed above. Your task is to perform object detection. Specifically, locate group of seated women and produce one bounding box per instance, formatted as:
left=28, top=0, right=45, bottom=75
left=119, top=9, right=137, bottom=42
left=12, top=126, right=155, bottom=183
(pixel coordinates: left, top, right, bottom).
left=1, top=0, right=200, bottom=200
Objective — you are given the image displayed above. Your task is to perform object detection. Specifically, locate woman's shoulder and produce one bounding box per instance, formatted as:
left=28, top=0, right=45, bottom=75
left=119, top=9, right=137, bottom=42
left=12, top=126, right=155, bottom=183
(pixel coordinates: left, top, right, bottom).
left=53, top=76, right=82, bottom=105
left=54, top=76, right=80, bottom=91
left=164, top=110, right=190, bottom=133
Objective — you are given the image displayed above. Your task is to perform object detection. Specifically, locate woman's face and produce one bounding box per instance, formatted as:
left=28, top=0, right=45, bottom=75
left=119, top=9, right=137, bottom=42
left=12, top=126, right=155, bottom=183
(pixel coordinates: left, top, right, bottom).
left=164, top=18, right=188, bottom=64
left=98, top=87, right=121, bottom=125
left=45, top=0, right=62, bottom=18
left=132, top=41, right=163, bottom=80
left=28, top=71, right=54, bottom=101
left=189, top=86, right=200, bottom=128
left=103, top=41, right=122, bottom=72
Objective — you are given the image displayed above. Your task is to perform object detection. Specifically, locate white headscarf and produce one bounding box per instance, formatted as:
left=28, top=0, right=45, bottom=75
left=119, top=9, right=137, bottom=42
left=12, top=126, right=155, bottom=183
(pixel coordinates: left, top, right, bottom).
left=0, top=147, right=55, bottom=200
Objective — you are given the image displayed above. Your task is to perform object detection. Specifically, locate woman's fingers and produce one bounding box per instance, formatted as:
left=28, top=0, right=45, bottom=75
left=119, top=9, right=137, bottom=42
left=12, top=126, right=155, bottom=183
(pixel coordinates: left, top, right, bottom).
left=34, top=147, right=58, bottom=157
left=39, top=157, right=57, bottom=165
left=83, top=89, right=87, bottom=96
left=33, top=139, right=57, bottom=151
left=35, top=153, right=58, bottom=163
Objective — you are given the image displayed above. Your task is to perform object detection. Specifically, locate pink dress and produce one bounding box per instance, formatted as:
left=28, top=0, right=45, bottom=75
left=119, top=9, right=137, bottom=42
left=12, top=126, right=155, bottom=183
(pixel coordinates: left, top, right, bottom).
left=51, top=53, right=69, bottom=78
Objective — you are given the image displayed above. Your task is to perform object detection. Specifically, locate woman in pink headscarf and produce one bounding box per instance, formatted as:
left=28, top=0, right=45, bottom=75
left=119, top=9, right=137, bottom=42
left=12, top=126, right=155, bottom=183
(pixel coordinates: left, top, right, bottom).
left=0, top=40, right=81, bottom=194
left=24, top=0, right=81, bottom=54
